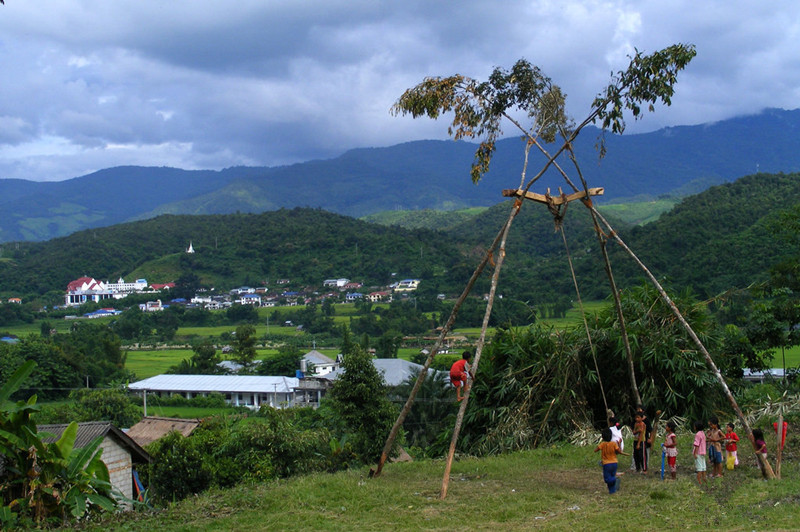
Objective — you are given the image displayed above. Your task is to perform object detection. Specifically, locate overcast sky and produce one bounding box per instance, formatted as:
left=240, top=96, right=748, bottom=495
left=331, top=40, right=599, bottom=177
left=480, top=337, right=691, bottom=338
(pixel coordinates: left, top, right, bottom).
left=1, top=1, right=798, bottom=182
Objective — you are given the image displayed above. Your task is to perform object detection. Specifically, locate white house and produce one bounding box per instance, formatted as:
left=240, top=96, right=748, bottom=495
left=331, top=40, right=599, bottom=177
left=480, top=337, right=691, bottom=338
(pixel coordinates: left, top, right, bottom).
left=238, top=293, right=262, bottom=306
left=345, top=292, right=364, bottom=302
left=323, top=278, right=350, bottom=288
left=191, top=295, right=212, bottom=305
left=367, top=291, right=391, bottom=303
left=231, top=286, right=256, bottom=295
left=302, top=350, right=338, bottom=376
left=321, top=358, right=443, bottom=387
left=393, top=279, right=421, bottom=292
left=139, top=300, right=164, bottom=312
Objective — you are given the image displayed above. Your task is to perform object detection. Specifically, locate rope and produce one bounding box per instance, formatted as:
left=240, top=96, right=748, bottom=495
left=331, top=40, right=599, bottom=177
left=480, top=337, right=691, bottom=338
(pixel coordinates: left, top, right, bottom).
left=555, top=214, right=610, bottom=420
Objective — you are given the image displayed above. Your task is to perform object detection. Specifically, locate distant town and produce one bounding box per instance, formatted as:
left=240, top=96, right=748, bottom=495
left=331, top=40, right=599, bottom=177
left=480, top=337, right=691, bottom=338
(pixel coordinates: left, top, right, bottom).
left=60, top=274, right=422, bottom=318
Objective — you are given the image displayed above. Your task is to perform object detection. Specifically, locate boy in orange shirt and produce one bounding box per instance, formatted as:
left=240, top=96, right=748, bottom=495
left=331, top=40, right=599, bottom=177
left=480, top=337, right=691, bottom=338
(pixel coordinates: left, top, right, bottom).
left=595, top=427, right=629, bottom=493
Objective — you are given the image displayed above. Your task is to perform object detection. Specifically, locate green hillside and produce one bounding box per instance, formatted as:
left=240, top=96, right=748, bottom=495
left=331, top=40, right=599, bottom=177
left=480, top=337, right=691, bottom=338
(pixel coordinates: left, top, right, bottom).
left=0, top=208, right=465, bottom=301
left=362, top=206, right=488, bottom=230
left=1, top=172, right=800, bottom=306
left=618, top=172, right=800, bottom=296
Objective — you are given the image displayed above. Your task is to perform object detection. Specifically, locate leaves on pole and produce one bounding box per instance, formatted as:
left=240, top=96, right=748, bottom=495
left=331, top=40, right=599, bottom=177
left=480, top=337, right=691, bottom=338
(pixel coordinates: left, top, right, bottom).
left=392, top=45, right=695, bottom=181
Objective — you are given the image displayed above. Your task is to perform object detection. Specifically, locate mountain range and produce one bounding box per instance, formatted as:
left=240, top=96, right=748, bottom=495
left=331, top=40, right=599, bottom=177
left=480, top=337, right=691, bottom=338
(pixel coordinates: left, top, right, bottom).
left=1, top=108, right=800, bottom=243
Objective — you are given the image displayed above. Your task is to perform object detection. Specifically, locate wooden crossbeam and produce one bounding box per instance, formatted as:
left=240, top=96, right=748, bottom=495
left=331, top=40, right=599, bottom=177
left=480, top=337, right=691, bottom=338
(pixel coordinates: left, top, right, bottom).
left=502, top=187, right=604, bottom=205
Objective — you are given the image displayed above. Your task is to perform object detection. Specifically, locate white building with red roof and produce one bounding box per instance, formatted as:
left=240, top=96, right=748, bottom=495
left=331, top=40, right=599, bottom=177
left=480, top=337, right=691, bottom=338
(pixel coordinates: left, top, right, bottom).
left=65, top=277, right=117, bottom=307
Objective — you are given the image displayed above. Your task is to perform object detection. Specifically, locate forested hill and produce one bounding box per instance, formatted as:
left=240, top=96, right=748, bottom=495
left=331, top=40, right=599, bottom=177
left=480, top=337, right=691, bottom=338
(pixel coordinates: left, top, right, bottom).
left=615, top=172, right=800, bottom=297
left=0, top=209, right=466, bottom=299
left=1, top=172, right=799, bottom=304
left=450, top=171, right=800, bottom=303
left=1, top=108, right=800, bottom=243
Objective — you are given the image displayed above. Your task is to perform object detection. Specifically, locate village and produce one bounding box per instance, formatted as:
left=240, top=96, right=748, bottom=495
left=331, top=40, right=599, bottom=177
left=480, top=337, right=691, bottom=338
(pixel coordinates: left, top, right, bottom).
left=62, top=273, right=421, bottom=314
left=4, top=271, right=445, bottom=506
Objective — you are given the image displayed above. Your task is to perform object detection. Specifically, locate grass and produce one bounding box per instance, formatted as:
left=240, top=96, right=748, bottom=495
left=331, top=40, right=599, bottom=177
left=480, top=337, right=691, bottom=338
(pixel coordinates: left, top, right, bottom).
left=175, top=324, right=299, bottom=338
left=125, top=347, right=345, bottom=379
left=87, top=434, right=800, bottom=531
left=773, top=345, right=800, bottom=370
left=598, top=198, right=678, bottom=226
left=125, top=349, right=193, bottom=379
left=1, top=319, right=80, bottom=336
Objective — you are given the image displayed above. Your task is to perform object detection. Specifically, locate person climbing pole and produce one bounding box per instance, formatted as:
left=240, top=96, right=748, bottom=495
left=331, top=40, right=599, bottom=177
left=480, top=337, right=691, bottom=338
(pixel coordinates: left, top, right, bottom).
left=450, top=350, right=473, bottom=401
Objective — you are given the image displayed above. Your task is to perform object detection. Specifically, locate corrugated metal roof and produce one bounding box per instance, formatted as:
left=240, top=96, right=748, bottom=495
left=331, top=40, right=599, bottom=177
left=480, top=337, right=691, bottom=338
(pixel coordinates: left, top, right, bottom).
left=322, top=358, right=444, bottom=387
left=128, top=374, right=299, bottom=393
left=37, top=421, right=150, bottom=463
left=303, top=350, right=335, bottom=365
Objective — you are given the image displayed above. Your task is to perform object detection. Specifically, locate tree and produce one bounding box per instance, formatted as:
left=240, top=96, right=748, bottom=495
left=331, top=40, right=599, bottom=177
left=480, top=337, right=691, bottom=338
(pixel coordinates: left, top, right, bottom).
left=232, top=324, right=258, bottom=372
left=391, top=368, right=454, bottom=451
left=189, top=339, right=223, bottom=374
left=69, top=388, right=142, bottom=428
left=376, top=330, right=402, bottom=359
left=173, top=271, right=202, bottom=300
left=324, top=345, right=399, bottom=462
left=586, top=282, right=721, bottom=422
left=226, top=303, right=259, bottom=324
left=257, top=345, right=303, bottom=376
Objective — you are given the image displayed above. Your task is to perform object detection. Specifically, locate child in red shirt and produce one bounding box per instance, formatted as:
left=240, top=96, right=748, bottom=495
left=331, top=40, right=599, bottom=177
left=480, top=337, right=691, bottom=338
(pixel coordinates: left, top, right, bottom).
left=724, top=422, right=739, bottom=468
left=450, top=351, right=473, bottom=401
left=663, top=421, right=678, bottom=480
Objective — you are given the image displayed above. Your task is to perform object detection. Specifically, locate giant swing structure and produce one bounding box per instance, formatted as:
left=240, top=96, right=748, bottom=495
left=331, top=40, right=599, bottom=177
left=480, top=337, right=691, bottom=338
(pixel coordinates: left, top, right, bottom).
left=369, top=44, right=777, bottom=496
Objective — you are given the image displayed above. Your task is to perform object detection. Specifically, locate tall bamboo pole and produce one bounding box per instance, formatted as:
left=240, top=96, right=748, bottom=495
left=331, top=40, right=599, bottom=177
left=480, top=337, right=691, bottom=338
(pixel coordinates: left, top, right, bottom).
left=440, top=199, right=521, bottom=499
left=371, top=218, right=508, bottom=477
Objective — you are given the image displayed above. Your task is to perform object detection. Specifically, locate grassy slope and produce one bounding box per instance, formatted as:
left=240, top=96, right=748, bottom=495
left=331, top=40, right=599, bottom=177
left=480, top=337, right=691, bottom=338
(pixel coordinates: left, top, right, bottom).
left=90, top=434, right=799, bottom=531
left=363, top=200, right=675, bottom=231
left=598, top=198, right=679, bottom=226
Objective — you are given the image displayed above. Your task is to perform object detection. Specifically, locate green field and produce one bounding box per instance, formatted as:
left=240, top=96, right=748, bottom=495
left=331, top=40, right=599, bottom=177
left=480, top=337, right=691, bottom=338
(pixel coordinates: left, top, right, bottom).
left=176, top=324, right=300, bottom=338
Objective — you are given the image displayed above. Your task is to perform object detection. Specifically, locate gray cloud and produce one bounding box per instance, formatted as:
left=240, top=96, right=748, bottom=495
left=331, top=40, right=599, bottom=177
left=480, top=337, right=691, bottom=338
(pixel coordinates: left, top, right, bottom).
left=0, top=0, right=798, bottom=181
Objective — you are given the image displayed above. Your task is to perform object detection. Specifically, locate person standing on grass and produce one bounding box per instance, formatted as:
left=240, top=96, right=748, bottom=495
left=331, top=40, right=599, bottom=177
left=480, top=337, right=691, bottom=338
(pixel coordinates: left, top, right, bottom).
left=449, top=351, right=473, bottom=402
left=609, top=417, right=624, bottom=453
left=595, top=427, right=629, bottom=494
left=692, top=420, right=707, bottom=485
left=633, top=412, right=647, bottom=473
left=663, top=421, right=678, bottom=480
left=752, top=428, right=768, bottom=464
left=724, top=422, right=739, bottom=468
left=707, top=416, right=724, bottom=478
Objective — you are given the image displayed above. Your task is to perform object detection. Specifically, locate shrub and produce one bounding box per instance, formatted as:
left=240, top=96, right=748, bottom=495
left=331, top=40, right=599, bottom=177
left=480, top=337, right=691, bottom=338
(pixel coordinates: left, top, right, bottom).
left=145, top=431, right=212, bottom=503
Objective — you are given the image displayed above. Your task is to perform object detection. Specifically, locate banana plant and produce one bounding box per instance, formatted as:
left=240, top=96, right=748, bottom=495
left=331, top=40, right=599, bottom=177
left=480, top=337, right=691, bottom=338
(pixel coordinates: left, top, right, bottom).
left=1, top=361, right=116, bottom=527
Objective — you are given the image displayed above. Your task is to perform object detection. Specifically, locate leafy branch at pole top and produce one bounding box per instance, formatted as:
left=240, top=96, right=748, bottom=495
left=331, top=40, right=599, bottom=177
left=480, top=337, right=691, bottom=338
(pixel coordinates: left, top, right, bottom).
left=391, top=43, right=696, bottom=181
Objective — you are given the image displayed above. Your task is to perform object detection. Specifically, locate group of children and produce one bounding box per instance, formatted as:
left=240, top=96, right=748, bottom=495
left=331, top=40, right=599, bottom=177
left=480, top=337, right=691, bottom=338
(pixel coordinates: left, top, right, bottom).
left=595, top=410, right=758, bottom=493
left=689, top=416, right=745, bottom=484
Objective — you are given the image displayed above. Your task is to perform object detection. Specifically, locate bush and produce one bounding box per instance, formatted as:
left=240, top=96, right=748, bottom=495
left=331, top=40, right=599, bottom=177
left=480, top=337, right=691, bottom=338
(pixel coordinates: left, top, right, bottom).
left=142, top=409, right=342, bottom=502
left=145, top=431, right=213, bottom=502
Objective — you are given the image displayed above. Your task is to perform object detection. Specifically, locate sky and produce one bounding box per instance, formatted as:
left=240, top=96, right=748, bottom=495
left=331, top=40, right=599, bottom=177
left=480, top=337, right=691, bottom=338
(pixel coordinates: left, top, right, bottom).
left=0, top=1, right=798, bottom=182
